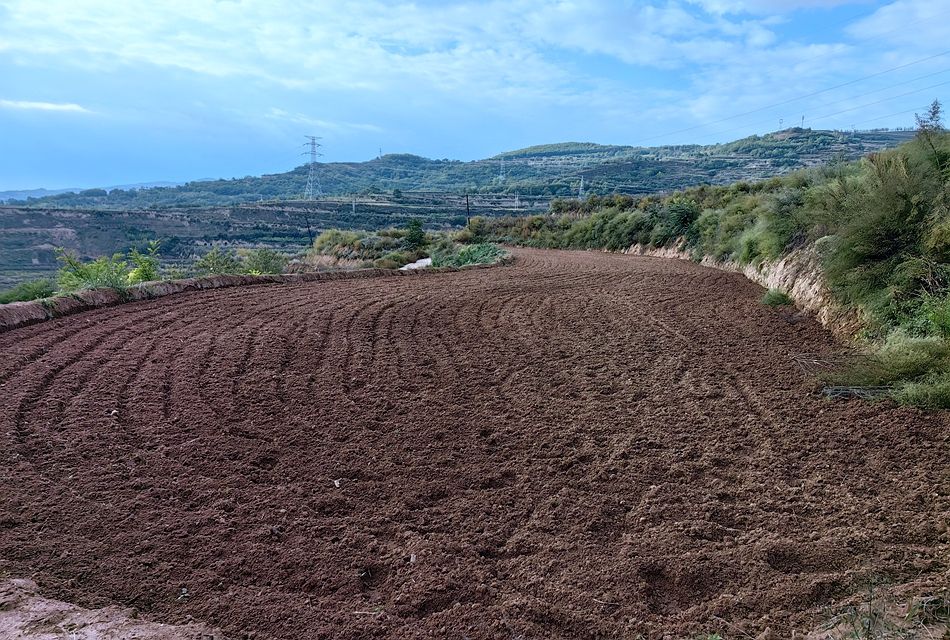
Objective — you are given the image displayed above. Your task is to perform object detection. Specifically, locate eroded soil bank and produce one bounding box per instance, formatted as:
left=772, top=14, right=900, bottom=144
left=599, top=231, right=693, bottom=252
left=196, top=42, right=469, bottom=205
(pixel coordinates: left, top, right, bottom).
left=0, top=248, right=947, bottom=638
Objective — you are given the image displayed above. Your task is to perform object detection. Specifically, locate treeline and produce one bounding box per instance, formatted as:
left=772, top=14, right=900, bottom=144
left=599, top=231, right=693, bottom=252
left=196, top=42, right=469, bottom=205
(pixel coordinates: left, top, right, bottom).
left=474, top=106, right=950, bottom=407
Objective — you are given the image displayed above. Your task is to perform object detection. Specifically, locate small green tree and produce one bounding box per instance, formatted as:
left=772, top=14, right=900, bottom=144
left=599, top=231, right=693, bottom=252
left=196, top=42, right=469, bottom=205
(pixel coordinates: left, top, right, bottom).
left=915, top=99, right=945, bottom=171
left=243, top=248, right=288, bottom=274
left=193, top=246, right=241, bottom=275
left=404, top=218, right=425, bottom=250
left=127, top=240, right=161, bottom=284
left=56, top=249, right=131, bottom=292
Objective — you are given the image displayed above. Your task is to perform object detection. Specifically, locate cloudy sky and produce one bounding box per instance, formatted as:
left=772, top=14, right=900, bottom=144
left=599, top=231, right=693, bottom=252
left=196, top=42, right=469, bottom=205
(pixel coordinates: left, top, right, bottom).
left=0, top=0, right=948, bottom=189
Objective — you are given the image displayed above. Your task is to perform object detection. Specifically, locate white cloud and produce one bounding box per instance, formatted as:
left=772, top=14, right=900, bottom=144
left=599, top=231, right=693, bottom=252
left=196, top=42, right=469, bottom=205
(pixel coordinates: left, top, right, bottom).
left=689, top=0, right=868, bottom=14
left=0, top=0, right=933, bottom=148
left=0, top=99, right=90, bottom=112
left=846, top=0, right=950, bottom=50
left=265, top=108, right=383, bottom=133
left=0, top=0, right=805, bottom=94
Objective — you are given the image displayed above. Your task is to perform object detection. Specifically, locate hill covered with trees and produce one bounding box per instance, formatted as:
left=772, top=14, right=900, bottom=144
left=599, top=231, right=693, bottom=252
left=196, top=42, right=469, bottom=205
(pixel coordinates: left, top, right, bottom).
left=4, top=128, right=914, bottom=209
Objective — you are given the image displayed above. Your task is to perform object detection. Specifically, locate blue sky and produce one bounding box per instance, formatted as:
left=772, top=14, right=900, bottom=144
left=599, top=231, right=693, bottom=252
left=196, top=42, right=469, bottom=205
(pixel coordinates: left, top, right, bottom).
left=0, top=0, right=948, bottom=190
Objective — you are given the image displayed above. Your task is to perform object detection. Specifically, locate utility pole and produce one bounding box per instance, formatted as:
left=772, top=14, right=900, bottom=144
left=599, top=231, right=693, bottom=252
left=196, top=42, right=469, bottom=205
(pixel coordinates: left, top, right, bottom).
left=352, top=194, right=356, bottom=215
left=302, top=211, right=314, bottom=247
left=302, top=135, right=324, bottom=200
left=465, top=193, right=471, bottom=226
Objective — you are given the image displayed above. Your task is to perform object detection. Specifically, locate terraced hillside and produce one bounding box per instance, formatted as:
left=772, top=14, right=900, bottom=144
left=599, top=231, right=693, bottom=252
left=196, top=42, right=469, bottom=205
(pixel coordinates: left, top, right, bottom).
left=4, top=128, right=915, bottom=209
left=1, top=249, right=946, bottom=639
left=0, top=193, right=547, bottom=287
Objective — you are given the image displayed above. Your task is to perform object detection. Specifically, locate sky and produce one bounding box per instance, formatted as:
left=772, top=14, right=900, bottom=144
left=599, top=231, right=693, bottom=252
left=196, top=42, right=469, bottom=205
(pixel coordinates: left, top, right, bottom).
left=0, top=0, right=948, bottom=190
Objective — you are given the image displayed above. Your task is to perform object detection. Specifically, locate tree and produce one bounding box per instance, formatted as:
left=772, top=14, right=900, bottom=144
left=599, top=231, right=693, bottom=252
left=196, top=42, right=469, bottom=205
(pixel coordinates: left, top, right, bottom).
left=243, top=248, right=288, bottom=274
left=193, top=246, right=241, bottom=275
left=915, top=99, right=945, bottom=171
left=404, top=218, right=425, bottom=250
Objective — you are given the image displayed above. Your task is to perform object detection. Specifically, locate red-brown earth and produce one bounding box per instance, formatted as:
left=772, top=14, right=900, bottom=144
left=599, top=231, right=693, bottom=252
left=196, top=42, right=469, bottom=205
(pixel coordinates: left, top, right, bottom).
left=1, top=248, right=947, bottom=639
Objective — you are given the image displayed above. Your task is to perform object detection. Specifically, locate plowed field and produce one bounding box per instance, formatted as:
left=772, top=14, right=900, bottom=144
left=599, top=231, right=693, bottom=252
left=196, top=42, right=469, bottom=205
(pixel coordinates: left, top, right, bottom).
left=1, top=248, right=947, bottom=639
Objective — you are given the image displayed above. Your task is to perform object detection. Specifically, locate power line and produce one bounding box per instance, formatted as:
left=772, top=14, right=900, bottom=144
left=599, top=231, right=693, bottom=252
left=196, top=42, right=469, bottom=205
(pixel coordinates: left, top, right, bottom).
left=635, top=50, right=950, bottom=145
left=696, top=79, right=949, bottom=143
left=851, top=103, right=933, bottom=126
left=808, top=79, right=950, bottom=123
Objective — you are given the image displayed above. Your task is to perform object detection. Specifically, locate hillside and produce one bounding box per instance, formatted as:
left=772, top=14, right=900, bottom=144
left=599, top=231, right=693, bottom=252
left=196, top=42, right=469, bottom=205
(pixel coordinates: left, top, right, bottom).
left=4, top=128, right=914, bottom=209
left=0, top=192, right=547, bottom=288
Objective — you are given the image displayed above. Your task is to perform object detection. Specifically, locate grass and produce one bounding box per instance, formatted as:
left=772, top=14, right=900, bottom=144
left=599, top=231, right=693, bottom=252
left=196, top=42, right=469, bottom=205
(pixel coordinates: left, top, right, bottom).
left=431, top=242, right=508, bottom=268
left=310, top=226, right=426, bottom=269
left=0, top=279, right=55, bottom=304
left=762, top=289, right=793, bottom=307
left=824, top=335, right=950, bottom=408
left=819, top=587, right=950, bottom=639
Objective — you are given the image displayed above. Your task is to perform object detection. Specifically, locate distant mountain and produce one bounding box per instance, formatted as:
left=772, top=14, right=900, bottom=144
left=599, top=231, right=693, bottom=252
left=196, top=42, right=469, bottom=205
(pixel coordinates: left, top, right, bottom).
left=5, top=128, right=915, bottom=209
left=0, top=181, right=183, bottom=204
left=0, top=188, right=81, bottom=201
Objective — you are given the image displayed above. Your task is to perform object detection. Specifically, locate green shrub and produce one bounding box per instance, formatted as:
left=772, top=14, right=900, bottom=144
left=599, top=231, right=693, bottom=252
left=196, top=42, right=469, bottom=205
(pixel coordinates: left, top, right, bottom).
left=404, top=219, right=426, bottom=250
left=193, top=246, right=242, bottom=275
left=920, top=293, right=950, bottom=337
left=827, top=335, right=950, bottom=388
left=894, top=373, right=950, bottom=408
left=243, top=248, right=288, bottom=274
left=373, top=251, right=411, bottom=269
left=431, top=243, right=507, bottom=267
left=0, top=279, right=55, bottom=304
left=56, top=250, right=132, bottom=292
left=762, top=289, right=793, bottom=307
left=373, top=257, right=403, bottom=270
left=127, top=240, right=161, bottom=284
left=313, top=229, right=366, bottom=254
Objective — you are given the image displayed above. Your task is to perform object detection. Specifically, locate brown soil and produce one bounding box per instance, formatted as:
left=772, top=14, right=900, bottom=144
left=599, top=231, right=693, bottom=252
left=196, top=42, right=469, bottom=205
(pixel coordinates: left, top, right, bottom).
left=0, top=578, right=224, bottom=638
left=1, top=248, right=947, bottom=639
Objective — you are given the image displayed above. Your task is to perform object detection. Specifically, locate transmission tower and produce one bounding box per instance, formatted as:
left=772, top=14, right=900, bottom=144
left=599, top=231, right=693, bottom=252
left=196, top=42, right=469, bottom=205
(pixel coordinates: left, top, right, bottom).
left=302, top=136, right=324, bottom=200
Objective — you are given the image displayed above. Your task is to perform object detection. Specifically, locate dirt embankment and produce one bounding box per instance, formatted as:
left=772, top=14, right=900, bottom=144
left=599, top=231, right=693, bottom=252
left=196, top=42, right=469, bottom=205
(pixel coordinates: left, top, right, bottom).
left=0, top=258, right=511, bottom=334
left=625, top=242, right=862, bottom=339
left=0, top=248, right=947, bottom=639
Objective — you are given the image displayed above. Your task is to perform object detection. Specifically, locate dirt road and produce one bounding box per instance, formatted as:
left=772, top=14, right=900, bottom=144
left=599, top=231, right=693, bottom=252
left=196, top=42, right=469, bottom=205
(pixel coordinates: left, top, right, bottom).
left=1, top=248, right=947, bottom=638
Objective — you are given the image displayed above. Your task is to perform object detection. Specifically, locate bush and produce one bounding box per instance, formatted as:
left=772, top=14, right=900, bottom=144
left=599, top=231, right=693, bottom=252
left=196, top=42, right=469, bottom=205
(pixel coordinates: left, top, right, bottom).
left=404, top=219, right=426, bottom=250
left=0, top=279, right=55, bottom=304
left=193, top=246, right=242, bottom=275
left=243, top=248, right=288, bottom=274
left=921, top=292, right=950, bottom=337
left=56, top=250, right=132, bottom=292
left=894, top=373, right=950, bottom=408
left=827, top=335, right=950, bottom=388
left=313, top=229, right=366, bottom=255
left=431, top=243, right=507, bottom=267
left=762, top=289, right=793, bottom=307
left=127, top=240, right=161, bottom=284
left=373, top=251, right=411, bottom=269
